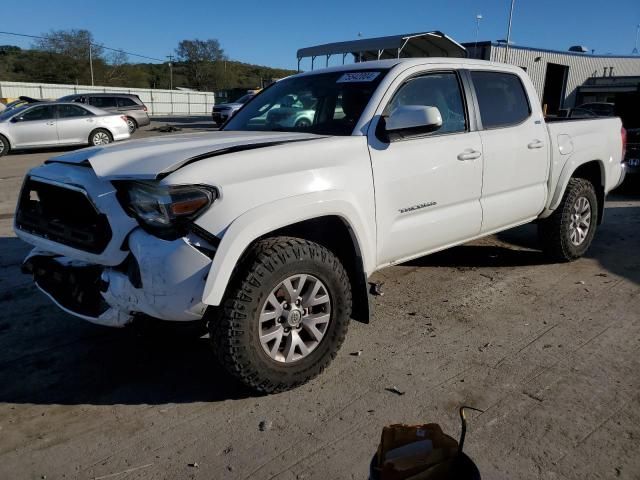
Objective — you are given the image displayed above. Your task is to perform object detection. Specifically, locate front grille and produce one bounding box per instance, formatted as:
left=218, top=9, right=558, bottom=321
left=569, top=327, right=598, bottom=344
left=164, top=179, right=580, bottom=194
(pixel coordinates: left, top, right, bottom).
left=15, top=177, right=112, bottom=254
left=213, top=106, right=231, bottom=112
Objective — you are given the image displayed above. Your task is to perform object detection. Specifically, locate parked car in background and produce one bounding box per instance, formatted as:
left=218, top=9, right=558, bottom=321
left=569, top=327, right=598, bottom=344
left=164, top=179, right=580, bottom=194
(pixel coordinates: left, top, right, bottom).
left=567, top=107, right=598, bottom=119
left=58, top=93, right=150, bottom=133
left=265, top=94, right=316, bottom=128
left=623, top=128, right=640, bottom=181
left=211, top=93, right=255, bottom=125
left=0, top=102, right=130, bottom=156
left=575, top=102, right=615, bottom=117
left=1, top=96, right=44, bottom=113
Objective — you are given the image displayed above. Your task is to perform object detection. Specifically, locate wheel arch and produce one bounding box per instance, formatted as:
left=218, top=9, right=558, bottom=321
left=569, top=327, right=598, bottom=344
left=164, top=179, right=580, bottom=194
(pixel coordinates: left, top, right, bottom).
left=88, top=127, right=113, bottom=144
left=200, top=192, right=375, bottom=322
left=0, top=132, right=12, bottom=149
left=547, top=159, right=605, bottom=224
left=264, top=216, right=371, bottom=323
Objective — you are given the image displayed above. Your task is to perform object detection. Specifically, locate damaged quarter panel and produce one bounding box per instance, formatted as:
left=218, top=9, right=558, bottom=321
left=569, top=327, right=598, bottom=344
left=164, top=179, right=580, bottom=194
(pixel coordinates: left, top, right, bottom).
left=162, top=135, right=377, bottom=306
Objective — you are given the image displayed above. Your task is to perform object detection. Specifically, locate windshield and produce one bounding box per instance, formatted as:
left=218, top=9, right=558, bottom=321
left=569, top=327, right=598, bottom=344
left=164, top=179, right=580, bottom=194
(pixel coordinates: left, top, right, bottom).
left=224, top=69, right=389, bottom=136
left=0, top=105, right=27, bottom=121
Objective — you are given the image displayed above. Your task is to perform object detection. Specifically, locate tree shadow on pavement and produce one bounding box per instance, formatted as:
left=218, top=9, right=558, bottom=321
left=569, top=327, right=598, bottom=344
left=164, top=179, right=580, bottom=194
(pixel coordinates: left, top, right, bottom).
left=0, top=236, right=255, bottom=406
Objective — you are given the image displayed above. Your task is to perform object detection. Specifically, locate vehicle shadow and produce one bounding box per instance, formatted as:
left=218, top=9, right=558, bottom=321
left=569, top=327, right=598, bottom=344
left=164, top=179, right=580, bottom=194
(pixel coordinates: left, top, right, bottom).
left=0, top=203, right=636, bottom=406
left=403, top=205, right=640, bottom=285
left=149, top=116, right=217, bottom=131
left=150, top=123, right=217, bottom=131
left=0, top=236, right=254, bottom=406
left=404, top=223, right=548, bottom=269
left=10, top=145, right=81, bottom=156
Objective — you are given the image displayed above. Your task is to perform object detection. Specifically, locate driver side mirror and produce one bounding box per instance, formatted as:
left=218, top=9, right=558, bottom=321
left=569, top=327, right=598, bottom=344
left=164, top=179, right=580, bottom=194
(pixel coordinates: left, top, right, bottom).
left=384, top=105, right=443, bottom=139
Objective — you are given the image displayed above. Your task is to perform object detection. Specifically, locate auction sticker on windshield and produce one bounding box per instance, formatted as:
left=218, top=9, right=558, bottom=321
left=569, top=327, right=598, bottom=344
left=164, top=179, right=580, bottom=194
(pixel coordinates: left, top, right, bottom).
left=337, top=72, right=381, bottom=83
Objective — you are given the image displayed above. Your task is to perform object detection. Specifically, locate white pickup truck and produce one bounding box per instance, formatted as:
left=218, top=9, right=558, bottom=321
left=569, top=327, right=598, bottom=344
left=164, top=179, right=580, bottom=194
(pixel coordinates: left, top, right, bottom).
left=14, top=59, right=626, bottom=393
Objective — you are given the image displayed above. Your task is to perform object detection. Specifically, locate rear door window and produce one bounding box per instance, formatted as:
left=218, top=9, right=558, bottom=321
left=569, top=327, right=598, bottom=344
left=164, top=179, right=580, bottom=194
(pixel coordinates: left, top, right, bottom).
left=117, top=97, right=138, bottom=107
left=471, top=71, right=531, bottom=128
left=57, top=105, right=92, bottom=118
left=89, top=96, right=117, bottom=109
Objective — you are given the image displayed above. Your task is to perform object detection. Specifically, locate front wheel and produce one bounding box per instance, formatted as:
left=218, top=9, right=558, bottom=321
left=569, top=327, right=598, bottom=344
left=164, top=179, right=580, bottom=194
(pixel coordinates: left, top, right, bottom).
left=210, top=237, right=351, bottom=393
left=538, top=178, right=599, bottom=261
left=295, top=118, right=311, bottom=128
left=0, top=134, right=9, bottom=157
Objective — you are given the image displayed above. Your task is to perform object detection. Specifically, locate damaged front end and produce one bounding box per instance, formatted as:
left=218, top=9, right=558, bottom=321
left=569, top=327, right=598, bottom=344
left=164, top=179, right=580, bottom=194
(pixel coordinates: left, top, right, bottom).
left=14, top=162, right=218, bottom=328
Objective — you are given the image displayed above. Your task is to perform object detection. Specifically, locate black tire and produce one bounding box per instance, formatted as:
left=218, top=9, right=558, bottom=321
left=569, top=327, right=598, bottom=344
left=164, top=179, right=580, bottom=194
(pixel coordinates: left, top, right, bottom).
left=89, top=128, right=113, bottom=146
left=125, top=117, right=137, bottom=133
left=210, top=237, right=352, bottom=393
left=538, top=178, right=599, bottom=262
left=0, top=134, right=9, bottom=157
left=295, top=118, right=311, bottom=128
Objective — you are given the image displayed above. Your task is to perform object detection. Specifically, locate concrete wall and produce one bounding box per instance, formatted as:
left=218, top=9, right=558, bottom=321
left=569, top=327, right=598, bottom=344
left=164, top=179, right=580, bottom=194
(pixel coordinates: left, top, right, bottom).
left=0, top=81, right=215, bottom=116
left=485, top=45, right=640, bottom=108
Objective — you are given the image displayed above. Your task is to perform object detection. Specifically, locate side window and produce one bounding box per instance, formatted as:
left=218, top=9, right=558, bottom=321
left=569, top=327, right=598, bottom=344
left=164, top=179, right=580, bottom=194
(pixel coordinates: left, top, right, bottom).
left=20, top=106, right=56, bottom=121
left=386, top=72, right=467, bottom=134
left=89, top=96, right=117, bottom=109
left=58, top=105, right=92, bottom=118
left=117, top=97, right=137, bottom=107
left=471, top=71, right=531, bottom=128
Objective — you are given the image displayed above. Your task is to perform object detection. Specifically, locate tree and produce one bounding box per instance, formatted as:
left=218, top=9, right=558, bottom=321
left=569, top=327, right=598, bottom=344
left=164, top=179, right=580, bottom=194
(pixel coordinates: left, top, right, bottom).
left=34, top=29, right=104, bottom=62
left=32, top=29, right=105, bottom=85
left=175, top=39, right=227, bottom=90
left=101, top=49, right=129, bottom=85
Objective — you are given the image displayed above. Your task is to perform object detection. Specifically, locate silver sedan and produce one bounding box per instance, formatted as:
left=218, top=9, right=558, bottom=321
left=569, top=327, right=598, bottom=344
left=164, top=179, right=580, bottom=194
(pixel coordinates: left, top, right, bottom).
left=0, top=102, right=130, bottom=156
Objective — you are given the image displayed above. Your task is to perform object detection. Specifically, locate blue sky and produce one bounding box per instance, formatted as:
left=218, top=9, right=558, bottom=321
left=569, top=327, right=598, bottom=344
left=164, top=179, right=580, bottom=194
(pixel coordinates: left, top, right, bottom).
left=3, top=0, right=640, bottom=69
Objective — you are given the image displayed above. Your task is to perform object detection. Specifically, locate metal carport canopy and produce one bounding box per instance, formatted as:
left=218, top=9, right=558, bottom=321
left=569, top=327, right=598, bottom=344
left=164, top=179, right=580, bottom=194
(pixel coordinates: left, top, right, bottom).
left=296, top=31, right=467, bottom=70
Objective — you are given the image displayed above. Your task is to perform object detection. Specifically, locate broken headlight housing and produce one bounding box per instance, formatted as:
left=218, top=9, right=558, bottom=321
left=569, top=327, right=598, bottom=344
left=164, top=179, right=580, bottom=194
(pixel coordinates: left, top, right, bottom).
left=117, top=181, right=217, bottom=238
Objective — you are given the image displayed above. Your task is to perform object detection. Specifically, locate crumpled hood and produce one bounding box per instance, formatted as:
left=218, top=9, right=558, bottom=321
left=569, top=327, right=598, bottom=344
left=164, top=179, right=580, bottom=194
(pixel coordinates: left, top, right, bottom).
left=47, top=130, right=325, bottom=180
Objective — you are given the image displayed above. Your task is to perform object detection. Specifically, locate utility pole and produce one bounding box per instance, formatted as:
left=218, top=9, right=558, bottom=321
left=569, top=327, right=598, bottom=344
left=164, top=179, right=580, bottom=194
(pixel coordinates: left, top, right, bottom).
left=633, top=24, right=640, bottom=54
left=474, top=14, right=483, bottom=56
left=167, top=54, right=174, bottom=90
left=89, top=40, right=94, bottom=86
left=505, top=0, right=516, bottom=63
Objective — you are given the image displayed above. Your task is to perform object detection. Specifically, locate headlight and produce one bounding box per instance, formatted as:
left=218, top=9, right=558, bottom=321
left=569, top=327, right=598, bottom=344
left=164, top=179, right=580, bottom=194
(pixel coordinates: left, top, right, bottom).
left=118, top=181, right=217, bottom=234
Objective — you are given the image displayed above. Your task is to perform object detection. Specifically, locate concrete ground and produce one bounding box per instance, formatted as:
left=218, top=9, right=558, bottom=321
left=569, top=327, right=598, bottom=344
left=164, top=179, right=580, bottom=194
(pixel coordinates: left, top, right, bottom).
left=0, top=117, right=638, bottom=480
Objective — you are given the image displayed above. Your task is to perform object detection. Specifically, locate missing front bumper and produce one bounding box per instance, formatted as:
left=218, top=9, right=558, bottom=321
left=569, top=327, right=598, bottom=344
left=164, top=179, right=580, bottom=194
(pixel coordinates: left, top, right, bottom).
left=22, top=228, right=216, bottom=327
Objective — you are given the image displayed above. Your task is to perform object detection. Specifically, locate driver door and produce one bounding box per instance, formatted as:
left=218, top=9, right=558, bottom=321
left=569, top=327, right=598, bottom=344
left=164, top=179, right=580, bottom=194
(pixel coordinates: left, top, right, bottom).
left=368, top=70, right=484, bottom=266
left=10, top=105, right=59, bottom=148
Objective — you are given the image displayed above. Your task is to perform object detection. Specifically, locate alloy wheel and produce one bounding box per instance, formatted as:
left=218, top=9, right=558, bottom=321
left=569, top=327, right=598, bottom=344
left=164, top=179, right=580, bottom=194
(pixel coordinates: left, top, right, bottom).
left=569, top=196, right=591, bottom=246
left=93, top=132, right=111, bottom=145
left=259, top=274, right=331, bottom=363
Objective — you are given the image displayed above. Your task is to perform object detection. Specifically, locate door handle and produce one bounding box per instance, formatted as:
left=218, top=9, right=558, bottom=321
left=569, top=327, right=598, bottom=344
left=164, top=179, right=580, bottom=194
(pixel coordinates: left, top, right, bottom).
left=46, top=121, right=55, bottom=126
left=457, top=149, right=482, bottom=161
left=528, top=140, right=544, bottom=149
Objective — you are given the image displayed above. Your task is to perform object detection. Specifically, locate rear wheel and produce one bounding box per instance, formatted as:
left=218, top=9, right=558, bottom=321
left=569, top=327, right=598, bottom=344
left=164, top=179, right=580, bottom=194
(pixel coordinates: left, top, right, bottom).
left=210, top=237, right=351, bottom=393
left=295, top=118, right=311, bottom=128
left=89, top=129, right=113, bottom=146
left=126, top=117, right=137, bottom=133
left=0, top=135, right=9, bottom=157
left=538, top=178, right=599, bottom=261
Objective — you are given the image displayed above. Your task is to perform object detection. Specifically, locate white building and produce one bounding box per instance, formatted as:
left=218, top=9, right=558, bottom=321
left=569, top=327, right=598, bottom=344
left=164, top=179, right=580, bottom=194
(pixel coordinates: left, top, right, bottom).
left=466, top=42, right=640, bottom=112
